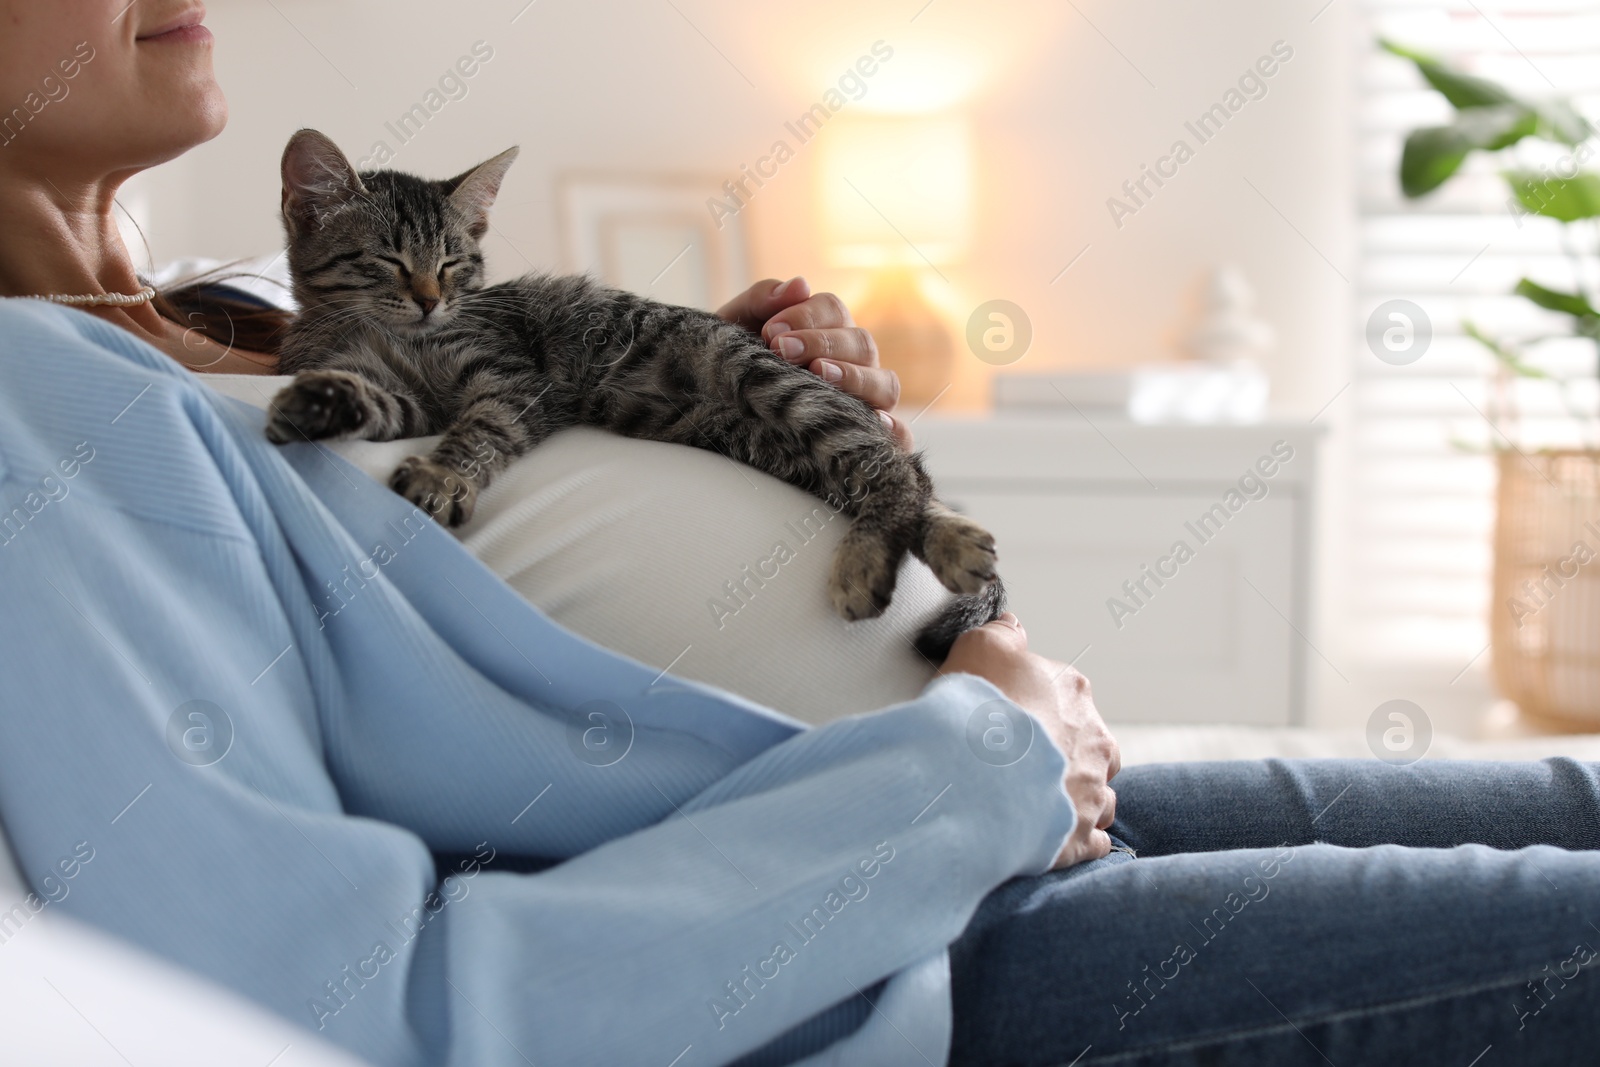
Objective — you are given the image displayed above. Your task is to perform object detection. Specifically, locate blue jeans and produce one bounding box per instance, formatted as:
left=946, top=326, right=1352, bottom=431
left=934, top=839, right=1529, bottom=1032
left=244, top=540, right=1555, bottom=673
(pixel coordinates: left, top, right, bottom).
left=948, top=758, right=1600, bottom=1065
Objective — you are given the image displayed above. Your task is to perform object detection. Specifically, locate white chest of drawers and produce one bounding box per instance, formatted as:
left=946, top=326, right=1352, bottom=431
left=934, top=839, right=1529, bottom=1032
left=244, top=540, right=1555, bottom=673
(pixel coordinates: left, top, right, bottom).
left=916, top=415, right=1323, bottom=726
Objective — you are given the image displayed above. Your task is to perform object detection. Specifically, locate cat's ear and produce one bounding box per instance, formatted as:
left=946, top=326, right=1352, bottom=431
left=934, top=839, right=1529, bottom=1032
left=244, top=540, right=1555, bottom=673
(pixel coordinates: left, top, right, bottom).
left=446, top=147, right=519, bottom=238
left=281, top=129, right=366, bottom=232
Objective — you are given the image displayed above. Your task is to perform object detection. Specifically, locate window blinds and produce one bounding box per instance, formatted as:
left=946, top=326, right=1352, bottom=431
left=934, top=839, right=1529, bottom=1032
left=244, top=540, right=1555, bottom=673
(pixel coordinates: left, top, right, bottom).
left=1353, top=0, right=1600, bottom=662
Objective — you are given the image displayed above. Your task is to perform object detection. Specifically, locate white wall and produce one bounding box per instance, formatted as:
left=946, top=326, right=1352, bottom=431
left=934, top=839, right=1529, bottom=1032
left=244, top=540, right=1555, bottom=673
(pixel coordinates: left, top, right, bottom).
left=129, top=0, right=1353, bottom=414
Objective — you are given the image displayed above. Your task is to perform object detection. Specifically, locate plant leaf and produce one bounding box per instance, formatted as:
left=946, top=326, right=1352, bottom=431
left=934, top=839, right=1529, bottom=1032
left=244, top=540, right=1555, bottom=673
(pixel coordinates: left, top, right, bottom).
left=1512, top=281, right=1600, bottom=362
left=1503, top=170, right=1600, bottom=221
left=1379, top=39, right=1518, bottom=109
left=1514, top=278, right=1599, bottom=318
left=1535, top=100, right=1594, bottom=145
left=1464, top=319, right=1550, bottom=378
left=1400, top=106, right=1539, bottom=197
left=1382, top=39, right=1591, bottom=152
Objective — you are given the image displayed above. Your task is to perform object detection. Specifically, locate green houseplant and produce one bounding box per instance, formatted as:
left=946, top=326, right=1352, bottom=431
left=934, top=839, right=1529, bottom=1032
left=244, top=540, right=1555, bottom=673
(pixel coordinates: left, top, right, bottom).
left=1385, top=40, right=1598, bottom=372
left=1386, top=40, right=1600, bottom=726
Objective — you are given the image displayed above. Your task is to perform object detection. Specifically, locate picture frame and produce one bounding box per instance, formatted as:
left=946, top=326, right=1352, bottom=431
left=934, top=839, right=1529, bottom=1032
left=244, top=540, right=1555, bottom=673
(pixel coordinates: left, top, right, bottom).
left=557, top=172, right=751, bottom=311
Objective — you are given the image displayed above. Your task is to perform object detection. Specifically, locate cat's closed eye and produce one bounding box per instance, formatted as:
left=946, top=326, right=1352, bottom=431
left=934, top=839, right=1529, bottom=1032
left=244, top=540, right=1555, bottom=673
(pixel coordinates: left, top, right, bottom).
left=374, top=254, right=462, bottom=284
left=374, top=254, right=411, bottom=279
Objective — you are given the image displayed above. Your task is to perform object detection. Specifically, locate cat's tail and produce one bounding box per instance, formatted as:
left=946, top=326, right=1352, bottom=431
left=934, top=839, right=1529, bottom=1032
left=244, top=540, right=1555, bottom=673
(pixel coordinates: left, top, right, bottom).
left=913, top=577, right=1008, bottom=663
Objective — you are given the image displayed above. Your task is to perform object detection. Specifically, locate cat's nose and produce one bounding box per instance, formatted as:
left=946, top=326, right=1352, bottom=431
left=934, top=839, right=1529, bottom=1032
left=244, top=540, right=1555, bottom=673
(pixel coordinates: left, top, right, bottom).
left=413, top=294, right=439, bottom=316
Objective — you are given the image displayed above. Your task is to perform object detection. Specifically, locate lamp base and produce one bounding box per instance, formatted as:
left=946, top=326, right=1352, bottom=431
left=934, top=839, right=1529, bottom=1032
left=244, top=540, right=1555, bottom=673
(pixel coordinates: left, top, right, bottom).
left=851, top=267, right=955, bottom=411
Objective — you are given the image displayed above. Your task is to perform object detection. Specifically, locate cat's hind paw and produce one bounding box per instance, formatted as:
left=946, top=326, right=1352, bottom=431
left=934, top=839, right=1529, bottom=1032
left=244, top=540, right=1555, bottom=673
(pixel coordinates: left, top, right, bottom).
left=922, top=508, right=998, bottom=595
left=390, top=455, right=478, bottom=528
left=266, top=370, right=374, bottom=444
left=828, top=531, right=900, bottom=621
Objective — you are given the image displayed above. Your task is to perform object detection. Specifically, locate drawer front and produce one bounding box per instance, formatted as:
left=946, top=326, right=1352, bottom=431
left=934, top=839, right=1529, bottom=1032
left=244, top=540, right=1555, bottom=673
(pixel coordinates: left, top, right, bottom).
left=943, top=486, right=1300, bottom=726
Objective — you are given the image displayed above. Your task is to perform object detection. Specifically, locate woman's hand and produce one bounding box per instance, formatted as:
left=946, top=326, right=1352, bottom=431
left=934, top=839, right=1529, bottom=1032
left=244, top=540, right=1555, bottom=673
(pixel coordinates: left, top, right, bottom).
left=939, top=613, right=1121, bottom=869
left=717, top=277, right=913, bottom=450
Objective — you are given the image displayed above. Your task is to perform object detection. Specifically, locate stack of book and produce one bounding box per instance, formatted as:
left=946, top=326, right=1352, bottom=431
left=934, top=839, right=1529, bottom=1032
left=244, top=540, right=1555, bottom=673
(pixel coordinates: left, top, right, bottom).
left=991, top=362, right=1269, bottom=424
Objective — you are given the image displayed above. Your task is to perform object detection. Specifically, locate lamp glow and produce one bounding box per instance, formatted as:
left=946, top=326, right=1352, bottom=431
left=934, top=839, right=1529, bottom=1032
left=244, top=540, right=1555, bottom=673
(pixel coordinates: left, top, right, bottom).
left=817, top=115, right=972, bottom=268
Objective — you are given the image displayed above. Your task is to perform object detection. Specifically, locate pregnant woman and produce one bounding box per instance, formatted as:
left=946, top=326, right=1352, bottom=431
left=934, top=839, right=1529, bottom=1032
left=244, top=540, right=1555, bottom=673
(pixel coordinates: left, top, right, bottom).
left=1, top=3, right=1597, bottom=1066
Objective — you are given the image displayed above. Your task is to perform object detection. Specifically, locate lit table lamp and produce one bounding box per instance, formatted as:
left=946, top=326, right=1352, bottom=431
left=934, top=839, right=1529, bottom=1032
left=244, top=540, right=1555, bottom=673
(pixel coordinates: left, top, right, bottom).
left=817, top=114, right=972, bottom=410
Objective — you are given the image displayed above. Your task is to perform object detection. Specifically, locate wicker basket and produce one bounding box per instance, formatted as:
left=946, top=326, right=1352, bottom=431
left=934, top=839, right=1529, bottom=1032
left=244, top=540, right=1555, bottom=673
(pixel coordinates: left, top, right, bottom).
left=1492, top=450, right=1600, bottom=725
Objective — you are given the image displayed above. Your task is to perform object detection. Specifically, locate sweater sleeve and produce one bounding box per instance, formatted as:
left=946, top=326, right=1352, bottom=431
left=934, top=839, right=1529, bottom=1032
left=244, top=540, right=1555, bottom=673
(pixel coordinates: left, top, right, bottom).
left=0, top=302, right=1074, bottom=1067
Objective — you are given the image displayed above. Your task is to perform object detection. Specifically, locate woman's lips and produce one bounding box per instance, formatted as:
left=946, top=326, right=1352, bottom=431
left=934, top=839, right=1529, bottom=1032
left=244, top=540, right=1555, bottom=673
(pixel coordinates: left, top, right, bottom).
left=138, top=6, right=211, bottom=44
left=138, top=23, right=213, bottom=44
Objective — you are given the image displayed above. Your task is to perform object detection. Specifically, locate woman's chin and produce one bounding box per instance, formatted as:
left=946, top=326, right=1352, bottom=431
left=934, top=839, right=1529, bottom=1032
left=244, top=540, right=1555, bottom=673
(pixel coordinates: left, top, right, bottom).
left=196, top=91, right=229, bottom=141
left=117, top=84, right=227, bottom=164
left=175, top=78, right=228, bottom=141
left=137, top=62, right=229, bottom=139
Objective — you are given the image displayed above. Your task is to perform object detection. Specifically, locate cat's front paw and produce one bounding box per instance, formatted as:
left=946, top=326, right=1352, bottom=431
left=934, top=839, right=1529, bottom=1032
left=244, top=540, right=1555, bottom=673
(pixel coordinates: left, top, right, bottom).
left=828, top=531, right=899, bottom=621
left=390, top=455, right=478, bottom=528
left=266, top=370, right=374, bottom=444
left=923, top=511, right=998, bottom=595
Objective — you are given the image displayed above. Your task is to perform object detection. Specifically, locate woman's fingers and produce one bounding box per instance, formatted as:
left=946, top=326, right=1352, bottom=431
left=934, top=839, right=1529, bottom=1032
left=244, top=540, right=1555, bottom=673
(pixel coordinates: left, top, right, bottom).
left=1070, top=776, right=1117, bottom=837
left=754, top=292, right=912, bottom=447
left=804, top=357, right=901, bottom=411
left=987, top=612, right=1028, bottom=649
left=880, top=409, right=914, bottom=451
left=1096, top=786, right=1117, bottom=830
left=771, top=326, right=893, bottom=404
left=943, top=612, right=1027, bottom=665
left=715, top=276, right=810, bottom=334
left=761, top=291, right=854, bottom=341
left=770, top=326, right=880, bottom=368
left=774, top=337, right=915, bottom=447
left=1058, top=827, right=1113, bottom=868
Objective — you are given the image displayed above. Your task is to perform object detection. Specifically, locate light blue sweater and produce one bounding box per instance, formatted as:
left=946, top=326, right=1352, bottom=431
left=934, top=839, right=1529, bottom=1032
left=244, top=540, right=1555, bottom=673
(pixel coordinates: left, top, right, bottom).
left=0, top=301, right=1075, bottom=1067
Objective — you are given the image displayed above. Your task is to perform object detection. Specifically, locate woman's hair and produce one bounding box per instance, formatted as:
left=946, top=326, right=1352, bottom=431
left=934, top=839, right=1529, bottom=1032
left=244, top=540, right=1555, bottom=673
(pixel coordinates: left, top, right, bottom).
left=152, top=266, right=293, bottom=363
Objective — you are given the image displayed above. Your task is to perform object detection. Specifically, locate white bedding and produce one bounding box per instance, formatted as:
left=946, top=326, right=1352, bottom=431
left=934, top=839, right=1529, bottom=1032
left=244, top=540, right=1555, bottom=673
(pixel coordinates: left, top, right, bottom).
left=0, top=909, right=371, bottom=1066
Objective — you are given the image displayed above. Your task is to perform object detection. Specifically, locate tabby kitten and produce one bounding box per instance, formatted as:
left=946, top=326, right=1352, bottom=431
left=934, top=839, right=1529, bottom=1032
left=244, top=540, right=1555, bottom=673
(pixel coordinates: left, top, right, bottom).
left=267, top=129, right=1002, bottom=657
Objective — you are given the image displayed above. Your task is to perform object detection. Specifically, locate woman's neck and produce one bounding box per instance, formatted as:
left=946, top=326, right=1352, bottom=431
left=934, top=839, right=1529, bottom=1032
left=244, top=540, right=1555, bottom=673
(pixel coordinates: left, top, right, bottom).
left=0, top=165, right=279, bottom=374
left=0, top=169, right=160, bottom=322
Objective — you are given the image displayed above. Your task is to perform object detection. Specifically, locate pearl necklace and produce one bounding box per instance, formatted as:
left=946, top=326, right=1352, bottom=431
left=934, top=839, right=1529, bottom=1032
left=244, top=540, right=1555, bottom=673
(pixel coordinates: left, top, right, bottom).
left=27, top=285, right=158, bottom=308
